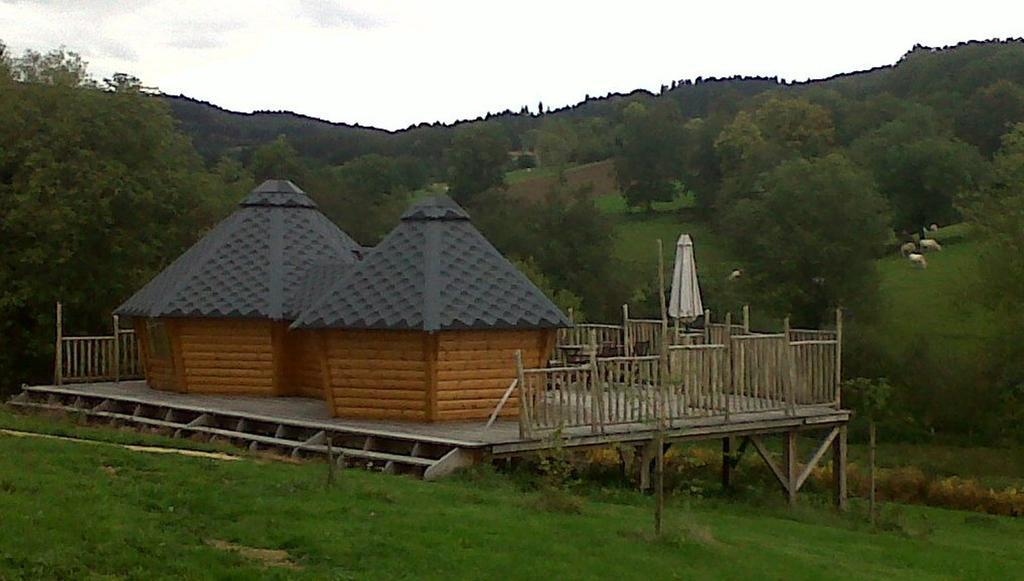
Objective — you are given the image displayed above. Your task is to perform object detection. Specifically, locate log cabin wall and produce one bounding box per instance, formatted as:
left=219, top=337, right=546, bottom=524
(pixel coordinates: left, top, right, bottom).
left=284, top=329, right=324, bottom=398
left=434, top=329, right=556, bottom=421
left=174, top=318, right=279, bottom=396
left=133, top=318, right=182, bottom=392
left=320, top=329, right=429, bottom=420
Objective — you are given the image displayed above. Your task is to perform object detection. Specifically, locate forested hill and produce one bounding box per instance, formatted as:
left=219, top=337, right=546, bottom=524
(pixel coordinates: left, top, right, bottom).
left=163, top=39, right=1024, bottom=171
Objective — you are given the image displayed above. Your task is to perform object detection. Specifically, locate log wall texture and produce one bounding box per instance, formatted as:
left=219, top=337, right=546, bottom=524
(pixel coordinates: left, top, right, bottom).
left=175, top=319, right=280, bottom=396
left=434, top=329, right=555, bottom=421
left=320, top=330, right=429, bottom=420
left=284, top=330, right=324, bottom=398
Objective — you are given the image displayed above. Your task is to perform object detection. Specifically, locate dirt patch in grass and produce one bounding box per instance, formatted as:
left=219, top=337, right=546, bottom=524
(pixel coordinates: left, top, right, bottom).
left=206, top=540, right=301, bottom=570
left=506, top=160, right=616, bottom=202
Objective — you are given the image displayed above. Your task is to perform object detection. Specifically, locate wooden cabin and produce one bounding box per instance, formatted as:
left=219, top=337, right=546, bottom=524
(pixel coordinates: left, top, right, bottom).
left=292, top=196, right=570, bottom=421
left=115, top=179, right=361, bottom=396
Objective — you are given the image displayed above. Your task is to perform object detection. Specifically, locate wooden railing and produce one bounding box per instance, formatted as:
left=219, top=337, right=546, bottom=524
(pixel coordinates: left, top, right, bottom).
left=624, top=319, right=664, bottom=355
left=54, top=303, right=143, bottom=385
left=729, top=334, right=791, bottom=414
left=557, top=323, right=623, bottom=349
left=519, top=308, right=843, bottom=438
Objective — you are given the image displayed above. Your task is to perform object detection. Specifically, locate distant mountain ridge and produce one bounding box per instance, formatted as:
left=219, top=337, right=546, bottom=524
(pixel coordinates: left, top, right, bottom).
left=162, top=38, right=1024, bottom=167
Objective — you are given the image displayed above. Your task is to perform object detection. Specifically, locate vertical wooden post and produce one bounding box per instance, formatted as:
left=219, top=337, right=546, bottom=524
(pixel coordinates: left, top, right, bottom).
left=724, top=311, right=732, bottom=421
left=112, top=314, right=121, bottom=383
left=657, top=240, right=668, bottom=355
left=869, top=420, right=877, bottom=525
left=567, top=307, right=574, bottom=325
left=655, top=431, right=665, bottom=536
left=588, top=334, right=600, bottom=434
left=784, top=431, right=798, bottom=506
left=703, top=309, right=711, bottom=344
left=834, top=307, right=843, bottom=409
left=742, top=304, right=750, bottom=334
left=833, top=425, right=848, bottom=511
left=783, top=316, right=795, bottom=415
left=54, top=302, right=63, bottom=386
left=326, top=435, right=336, bottom=487
left=515, top=350, right=528, bottom=439
left=622, top=303, right=631, bottom=357
left=721, top=437, right=733, bottom=490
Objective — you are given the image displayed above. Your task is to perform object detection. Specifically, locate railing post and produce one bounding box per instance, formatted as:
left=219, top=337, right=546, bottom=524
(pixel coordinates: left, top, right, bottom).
left=515, top=350, right=529, bottom=439
left=703, top=309, right=711, bottom=344
left=112, top=314, right=121, bottom=383
left=724, top=312, right=732, bottom=421
left=834, top=307, right=843, bottom=409
left=588, top=342, right=601, bottom=433
left=657, top=239, right=668, bottom=356
left=742, top=304, right=751, bottom=334
left=622, top=303, right=631, bottom=357
left=54, top=302, right=63, bottom=386
left=783, top=316, right=795, bottom=415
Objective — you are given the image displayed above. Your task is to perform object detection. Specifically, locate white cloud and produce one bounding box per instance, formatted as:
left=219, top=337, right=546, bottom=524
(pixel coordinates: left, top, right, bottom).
left=296, top=0, right=385, bottom=29
left=1, top=0, right=1022, bottom=130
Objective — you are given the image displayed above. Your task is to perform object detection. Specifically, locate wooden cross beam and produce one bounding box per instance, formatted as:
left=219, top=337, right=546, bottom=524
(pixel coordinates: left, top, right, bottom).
left=748, top=426, right=843, bottom=506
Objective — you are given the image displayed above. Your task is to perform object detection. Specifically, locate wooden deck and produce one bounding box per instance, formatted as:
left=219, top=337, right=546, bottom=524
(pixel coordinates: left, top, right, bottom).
left=6, top=380, right=851, bottom=507
left=9, top=381, right=847, bottom=450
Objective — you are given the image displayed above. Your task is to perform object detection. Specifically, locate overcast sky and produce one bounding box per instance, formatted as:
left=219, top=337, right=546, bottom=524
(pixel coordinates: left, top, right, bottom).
left=2, top=0, right=1022, bottom=130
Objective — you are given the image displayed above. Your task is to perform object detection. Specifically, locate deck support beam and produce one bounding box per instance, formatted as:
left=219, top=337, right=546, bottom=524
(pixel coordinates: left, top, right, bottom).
left=722, top=437, right=733, bottom=489
left=721, top=436, right=750, bottom=490
left=833, top=425, right=848, bottom=511
left=784, top=431, right=798, bottom=506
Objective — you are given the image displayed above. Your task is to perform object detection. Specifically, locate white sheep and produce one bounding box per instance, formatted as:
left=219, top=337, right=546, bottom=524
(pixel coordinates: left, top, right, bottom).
left=919, top=238, right=942, bottom=252
left=727, top=268, right=743, bottom=281
left=899, top=241, right=917, bottom=257
left=929, top=223, right=939, bottom=232
left=908, top=253, right=928, bottom=269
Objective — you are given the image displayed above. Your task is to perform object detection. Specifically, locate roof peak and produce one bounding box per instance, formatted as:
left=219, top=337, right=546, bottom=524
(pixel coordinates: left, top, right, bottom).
left=400, top=195, right=470, bottom=221
left=241, top=179, right=317, bottom=208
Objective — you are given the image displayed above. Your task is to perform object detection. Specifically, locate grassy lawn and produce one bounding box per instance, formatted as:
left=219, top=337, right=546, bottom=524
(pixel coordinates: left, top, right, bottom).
left=872, top=225, right=996, bottom=365
left=2, top=408, right=1023, bottom=579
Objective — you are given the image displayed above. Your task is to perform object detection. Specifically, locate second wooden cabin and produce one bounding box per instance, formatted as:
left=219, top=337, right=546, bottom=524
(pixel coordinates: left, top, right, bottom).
left=292, top=196, right=570, bottom=421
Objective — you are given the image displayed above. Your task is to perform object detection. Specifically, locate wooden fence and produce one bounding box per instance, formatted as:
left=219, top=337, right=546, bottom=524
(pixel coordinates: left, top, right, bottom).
left=54, top=303, right=143, bottom=385
left=519, top=309, right=842, bottom=438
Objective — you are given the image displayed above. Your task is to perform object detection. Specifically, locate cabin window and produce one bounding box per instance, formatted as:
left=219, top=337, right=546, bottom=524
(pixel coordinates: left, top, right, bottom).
left=146, top=320, right=171, bottom=359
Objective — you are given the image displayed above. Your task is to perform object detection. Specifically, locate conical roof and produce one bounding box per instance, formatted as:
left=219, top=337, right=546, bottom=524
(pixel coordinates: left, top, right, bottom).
left=292, top=196, right=571, bottom=331
left=116, top=179, right=361, bottom=320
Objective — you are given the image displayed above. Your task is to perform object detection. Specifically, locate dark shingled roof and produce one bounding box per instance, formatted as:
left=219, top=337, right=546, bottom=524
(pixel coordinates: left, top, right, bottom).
left=115, top=179, right=361, bottom=320
left=292, top=196, right=571, bottom=331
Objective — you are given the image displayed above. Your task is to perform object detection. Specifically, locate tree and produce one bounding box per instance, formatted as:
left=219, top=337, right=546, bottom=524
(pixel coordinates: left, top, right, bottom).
left=249, top=135, right=308, bottom=183
left=446, top=123, right=509, bottom=205
left=472, top=183, right=630, bottom=321
left=306, top=154, right=410, bottom=244
left=961, top=123, right=1024, bottom=441
left=614, top=101, right=685, bottom=211
left=534, top=120, right=577, bottom=168
left=0, top=46, right=235, bottom=392
left=956, top=80, right=1024, bottom=157
left=852, top=108, right=986, bottom=231
left=714, top=97, right=837, bottom=208
left=724, top=154, right=890, bottom=326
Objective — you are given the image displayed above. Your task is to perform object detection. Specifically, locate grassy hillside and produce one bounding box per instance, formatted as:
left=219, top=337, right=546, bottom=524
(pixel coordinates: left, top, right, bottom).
left=1, top=409, right=1022, bottom=580
left=872, top=224, right=996, bottom=364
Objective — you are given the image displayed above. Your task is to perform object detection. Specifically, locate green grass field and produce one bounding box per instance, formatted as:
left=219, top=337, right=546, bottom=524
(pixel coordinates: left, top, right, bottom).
left=2, top=409, right=1022, bottom=580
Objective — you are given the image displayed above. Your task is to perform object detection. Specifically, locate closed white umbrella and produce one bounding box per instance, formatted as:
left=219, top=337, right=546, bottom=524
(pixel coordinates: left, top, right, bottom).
left=668, top=234, right=703, bottom=321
